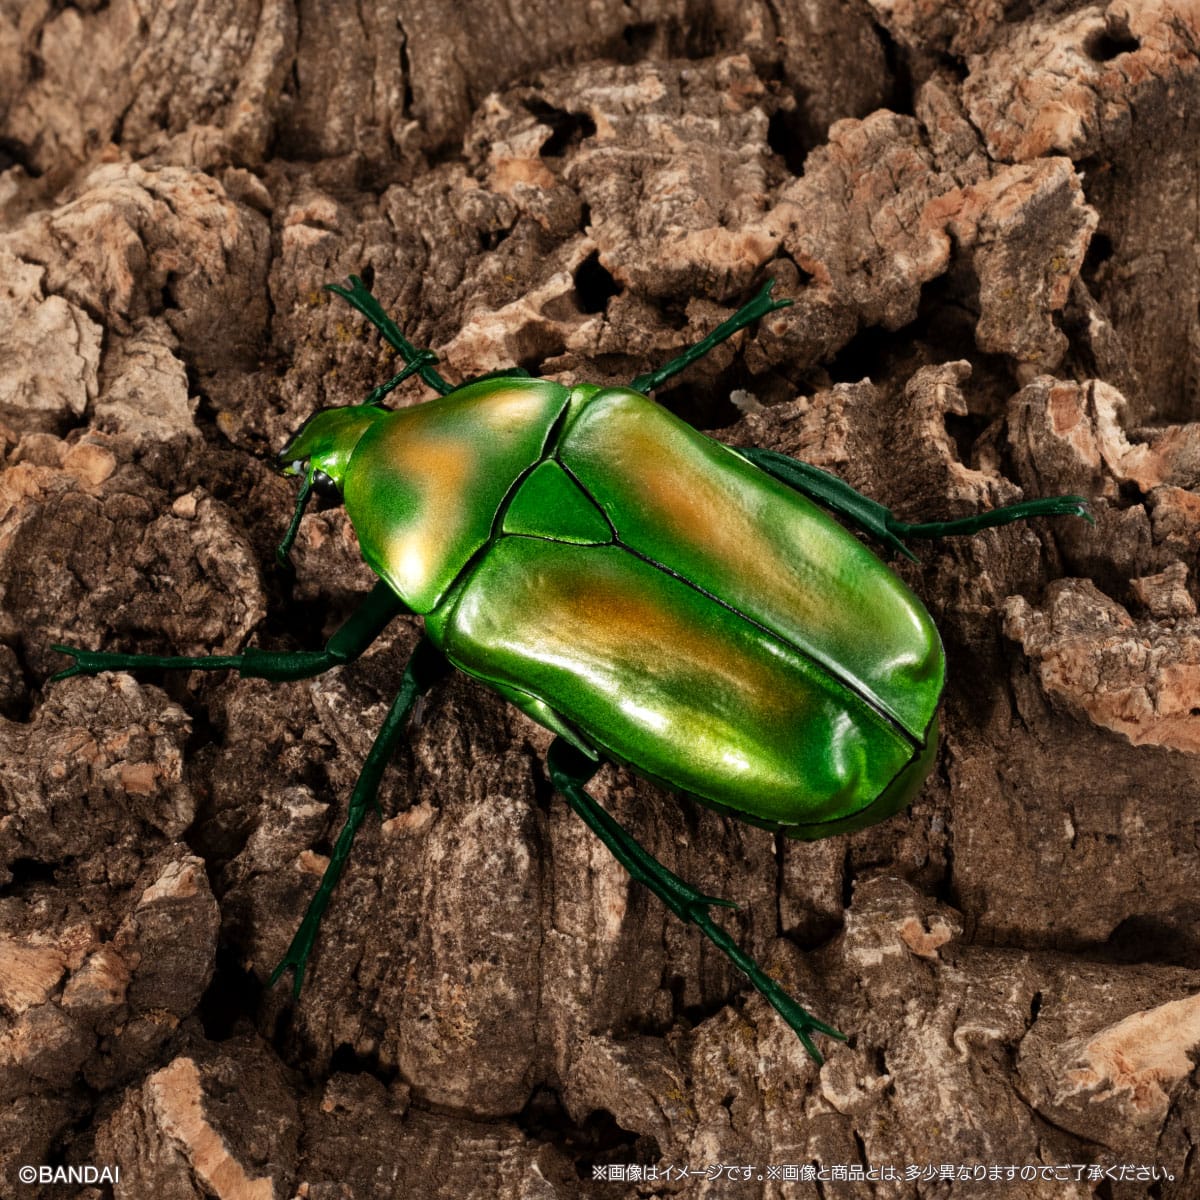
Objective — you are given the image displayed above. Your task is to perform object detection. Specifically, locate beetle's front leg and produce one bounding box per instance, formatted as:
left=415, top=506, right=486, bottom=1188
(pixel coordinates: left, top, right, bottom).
left=629, top=279, right=793, bottom=394
left=51, top=579, right=407, bottom=684
left=326, top=275, right=454, bottom=397
left=271, top=635, right=451, bottom=993
left=547, top=739, right=845, bottom=1065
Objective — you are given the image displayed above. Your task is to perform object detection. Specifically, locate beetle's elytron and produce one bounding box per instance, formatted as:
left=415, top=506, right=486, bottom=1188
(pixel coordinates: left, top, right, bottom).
left=54, top=277, right=1087, bottom=1061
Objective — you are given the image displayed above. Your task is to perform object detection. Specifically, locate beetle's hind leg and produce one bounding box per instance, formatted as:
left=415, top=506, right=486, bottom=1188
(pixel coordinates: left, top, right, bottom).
left=271, top=636, right=451, bottom=993
left=736, top=447, right=1091, bottom=559
left=547, top=738, right=845, bottom=1064
left=629, top=279, right=793, bottom=395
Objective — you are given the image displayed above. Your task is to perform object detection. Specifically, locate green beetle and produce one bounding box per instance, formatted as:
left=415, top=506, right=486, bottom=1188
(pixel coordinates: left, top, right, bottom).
left=54, top=276, right=1088, bottom=1063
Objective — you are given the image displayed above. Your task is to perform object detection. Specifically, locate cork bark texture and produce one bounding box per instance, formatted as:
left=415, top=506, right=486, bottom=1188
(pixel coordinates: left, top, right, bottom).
left=1, top=1, right=1199, bottom=1198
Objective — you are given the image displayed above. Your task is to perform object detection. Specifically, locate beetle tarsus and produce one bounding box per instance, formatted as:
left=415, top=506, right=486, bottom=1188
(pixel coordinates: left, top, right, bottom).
left=892, top=493, right=1095, bottom=541
left=49, top=644, right=242, bottom=682
left=679, top=893, right=846, bottom=1065
left=735, top=447, right=1093, bottom=556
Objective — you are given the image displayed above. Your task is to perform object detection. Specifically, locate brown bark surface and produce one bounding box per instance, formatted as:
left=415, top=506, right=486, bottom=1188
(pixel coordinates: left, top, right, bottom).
left=1, top=2, right=1199, bottom=1198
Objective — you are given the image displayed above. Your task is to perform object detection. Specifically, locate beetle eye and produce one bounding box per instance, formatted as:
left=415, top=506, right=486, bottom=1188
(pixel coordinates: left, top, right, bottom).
left=310, top=469, right=340, bottom=500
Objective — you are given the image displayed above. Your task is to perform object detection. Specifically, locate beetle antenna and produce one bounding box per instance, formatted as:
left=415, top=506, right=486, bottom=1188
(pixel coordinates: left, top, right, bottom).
left=276, top=472, right=315, bottom=570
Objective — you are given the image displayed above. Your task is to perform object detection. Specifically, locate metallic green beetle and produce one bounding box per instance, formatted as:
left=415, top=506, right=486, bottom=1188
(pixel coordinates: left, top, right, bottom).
left=54, top=277, right=1088, bottom=1063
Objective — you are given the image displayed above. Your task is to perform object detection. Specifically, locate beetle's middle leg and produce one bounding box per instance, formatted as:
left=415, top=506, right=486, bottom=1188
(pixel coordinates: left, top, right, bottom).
left=272, top=635, right=451, bottom=992
left=52, top=579, right=407, bottom=683
left=547, top=738, right=845, bottom=1064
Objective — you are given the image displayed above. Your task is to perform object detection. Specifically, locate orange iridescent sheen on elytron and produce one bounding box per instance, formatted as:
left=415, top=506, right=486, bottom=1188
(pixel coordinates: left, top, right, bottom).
left=560, top=389, right=944, bottom=740
left=432, top=538, right=924, bottom=829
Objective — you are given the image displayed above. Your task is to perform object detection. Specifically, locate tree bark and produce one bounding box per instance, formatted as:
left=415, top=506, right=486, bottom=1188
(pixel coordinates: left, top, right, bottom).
left=1, top=1, right=1198, bottom=1197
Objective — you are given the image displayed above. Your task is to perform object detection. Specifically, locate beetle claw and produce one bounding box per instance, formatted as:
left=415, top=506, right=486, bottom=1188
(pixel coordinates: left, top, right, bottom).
left=1057, top=495, right=1095, bottom=525
left=49, top=645, right=80, bottom=682
left=49, top=644, right=101, bottom=682
left=269, top=954, right=306, bottom=998
left=270, top=942, right=309, bottom=998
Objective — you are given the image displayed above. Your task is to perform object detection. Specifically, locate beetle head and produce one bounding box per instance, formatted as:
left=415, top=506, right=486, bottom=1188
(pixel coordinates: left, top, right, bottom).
left=275, top=405, right=388, bottom=567
left=278, top=405, right=387, bottom=492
